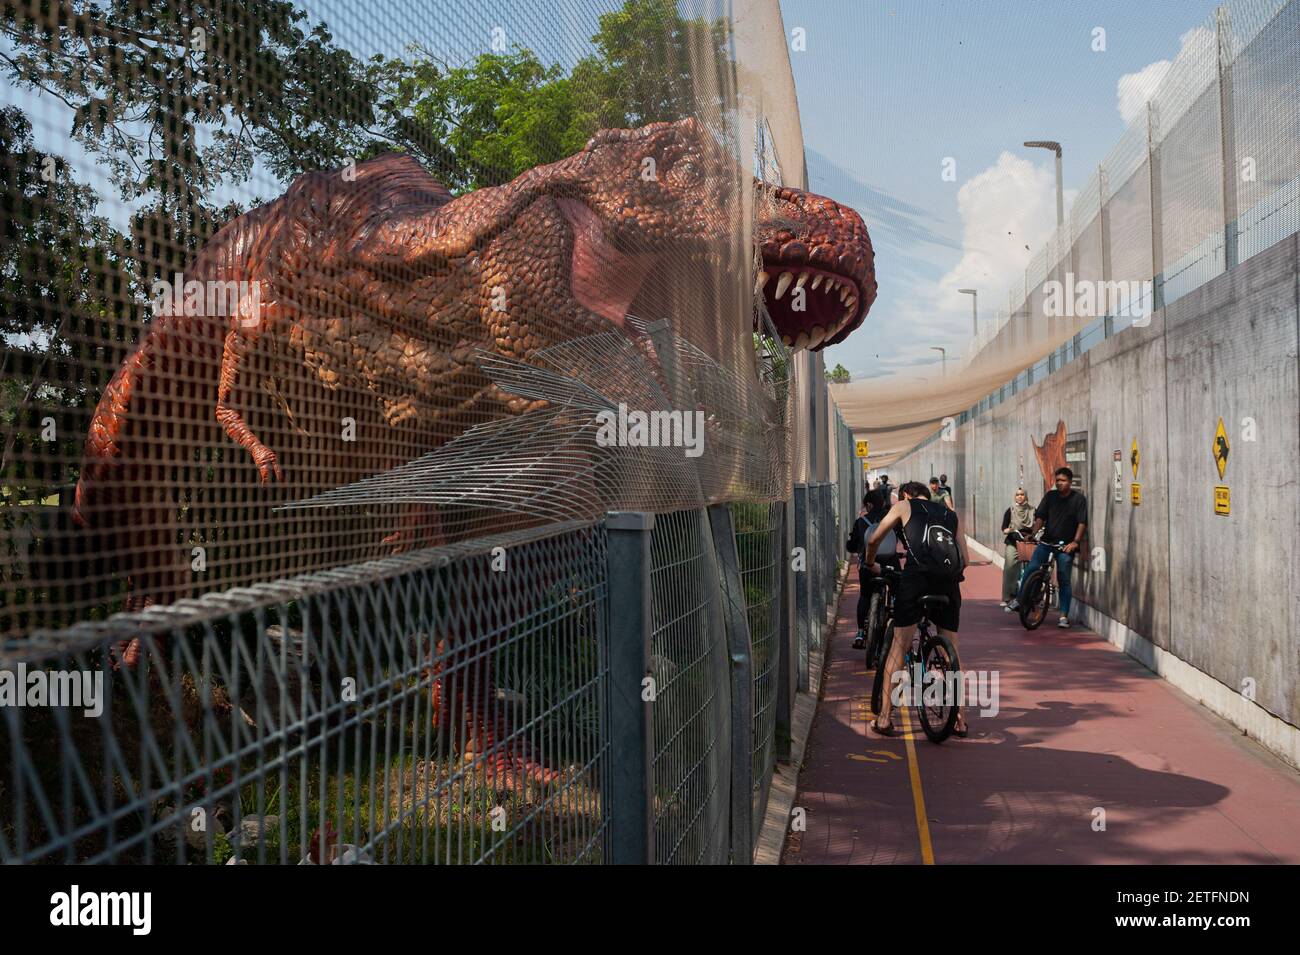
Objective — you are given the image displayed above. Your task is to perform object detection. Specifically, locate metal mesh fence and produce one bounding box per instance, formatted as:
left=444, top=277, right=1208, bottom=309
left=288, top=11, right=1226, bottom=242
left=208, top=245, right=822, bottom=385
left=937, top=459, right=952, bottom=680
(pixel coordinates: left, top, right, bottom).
left=0, top=0, right=883, bottom=637
left=963, top=0, right=1298, bottom=379
left=648, top=507, right=728, bottom=865
left=945, top=0, right=1299, bottom=435
left=1, top=521, right=610, bottom=864
left=730, top=499, right=780, bottom=836
left=0, top=0, right=862, bottom=866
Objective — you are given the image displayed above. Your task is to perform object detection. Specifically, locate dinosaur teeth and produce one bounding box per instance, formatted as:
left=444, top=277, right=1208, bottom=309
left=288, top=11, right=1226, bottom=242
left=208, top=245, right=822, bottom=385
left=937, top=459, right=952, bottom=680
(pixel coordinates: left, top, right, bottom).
left=839, top=287, right=849, bottom=304
left=795, top=272, right=808, bottom=289
left=781, top=335, right=792, bottom=346
left=811, top=275, right=822, bottom=290
left=757, top=269, right=770, bottom=291
left=808, top=325, right=826, bottom=348
left=794, top=330, right=810, bottom=350
left=775, top=272, right=793, bottom=299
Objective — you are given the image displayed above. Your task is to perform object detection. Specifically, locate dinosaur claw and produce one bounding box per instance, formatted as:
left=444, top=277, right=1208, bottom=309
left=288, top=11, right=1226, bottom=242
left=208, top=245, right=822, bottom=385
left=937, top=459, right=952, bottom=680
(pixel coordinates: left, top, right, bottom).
left=252, top=445, right=282, bottom=483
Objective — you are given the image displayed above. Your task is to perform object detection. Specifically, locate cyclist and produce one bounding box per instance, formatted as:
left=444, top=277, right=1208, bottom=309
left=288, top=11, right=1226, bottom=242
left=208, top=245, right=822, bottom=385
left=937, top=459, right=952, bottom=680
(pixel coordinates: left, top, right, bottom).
left=846, top=486, right=898, bottom=648
left=929, top=476, right=955, bottom=510
left=864, top=481, right=970, bottom=737
left=1007, top=466, right=1088, bottom=628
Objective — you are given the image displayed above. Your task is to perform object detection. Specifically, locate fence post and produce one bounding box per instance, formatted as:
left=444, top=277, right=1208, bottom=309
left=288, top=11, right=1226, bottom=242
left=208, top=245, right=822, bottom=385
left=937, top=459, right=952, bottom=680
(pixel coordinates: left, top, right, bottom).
left=1147, top=101, right=1165, bottom=311
left=707, top=503, right=753, bottom=864
left=793, top=484, right=810, bottom=690
left=1099, top=163, right=1114, bottom=338
left=605, top=511, right=655, bottom=865
left=1216, top=6, right=1239, bottom=272
left=775, top=498, right=794, bottom=761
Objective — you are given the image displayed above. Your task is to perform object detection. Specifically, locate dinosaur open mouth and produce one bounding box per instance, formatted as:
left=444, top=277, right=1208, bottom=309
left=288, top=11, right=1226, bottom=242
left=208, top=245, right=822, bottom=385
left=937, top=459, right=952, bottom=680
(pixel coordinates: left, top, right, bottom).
left=758, top=262, right=862, bottom=352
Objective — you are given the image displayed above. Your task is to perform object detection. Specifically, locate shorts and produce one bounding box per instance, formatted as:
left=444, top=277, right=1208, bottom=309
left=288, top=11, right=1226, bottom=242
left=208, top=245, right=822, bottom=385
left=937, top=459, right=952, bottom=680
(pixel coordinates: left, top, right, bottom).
left=893, top=568, right=961, bottom=631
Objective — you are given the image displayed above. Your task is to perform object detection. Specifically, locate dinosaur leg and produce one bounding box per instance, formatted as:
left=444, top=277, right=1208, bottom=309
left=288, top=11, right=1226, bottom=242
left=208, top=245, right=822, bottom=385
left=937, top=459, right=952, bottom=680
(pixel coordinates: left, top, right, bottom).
left=215, top=329, right=283, bottom=483
left=428, top=635, right=558, bottom=789
left=460, top=654, right=560, bottom=789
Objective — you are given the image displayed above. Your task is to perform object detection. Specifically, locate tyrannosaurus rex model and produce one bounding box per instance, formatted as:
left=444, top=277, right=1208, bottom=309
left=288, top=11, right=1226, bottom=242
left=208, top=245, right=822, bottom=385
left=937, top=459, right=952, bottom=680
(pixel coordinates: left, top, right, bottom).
left=71, top=118, right=876, bottom=780
left=75, top=116, right=875, bottom=589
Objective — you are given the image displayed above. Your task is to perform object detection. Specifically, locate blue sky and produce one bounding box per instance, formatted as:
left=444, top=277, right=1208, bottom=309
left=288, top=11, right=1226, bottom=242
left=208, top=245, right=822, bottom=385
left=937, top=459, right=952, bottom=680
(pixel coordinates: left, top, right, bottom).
left=781, top=0, right=1221, bottom=379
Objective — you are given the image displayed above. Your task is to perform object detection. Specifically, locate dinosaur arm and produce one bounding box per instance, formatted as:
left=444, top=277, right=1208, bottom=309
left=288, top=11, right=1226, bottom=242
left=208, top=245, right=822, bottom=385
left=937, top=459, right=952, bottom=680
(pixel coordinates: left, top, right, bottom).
left=215, top=329, right=282, bottom=483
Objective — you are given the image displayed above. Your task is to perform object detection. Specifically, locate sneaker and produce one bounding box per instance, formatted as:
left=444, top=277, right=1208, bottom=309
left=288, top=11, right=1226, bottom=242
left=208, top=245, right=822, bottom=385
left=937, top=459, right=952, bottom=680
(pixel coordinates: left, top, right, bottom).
left=998, top=600, right=1007, bottom=608
left=852, top=630, right=865, bottom=649
left=1057, top=616, right=1070, bottom=629
left=1005, top=600, right=1019, bottom=612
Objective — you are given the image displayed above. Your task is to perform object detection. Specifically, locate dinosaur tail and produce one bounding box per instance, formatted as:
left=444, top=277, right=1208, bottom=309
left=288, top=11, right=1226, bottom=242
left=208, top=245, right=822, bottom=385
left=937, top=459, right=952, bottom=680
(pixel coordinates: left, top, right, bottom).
left=71, top=304, right=229, bottom=611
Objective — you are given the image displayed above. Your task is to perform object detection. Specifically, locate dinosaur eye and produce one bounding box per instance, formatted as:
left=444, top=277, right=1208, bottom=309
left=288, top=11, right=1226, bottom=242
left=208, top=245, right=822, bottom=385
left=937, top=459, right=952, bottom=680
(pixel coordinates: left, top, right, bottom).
left=672, top=159, right=702, bottom=186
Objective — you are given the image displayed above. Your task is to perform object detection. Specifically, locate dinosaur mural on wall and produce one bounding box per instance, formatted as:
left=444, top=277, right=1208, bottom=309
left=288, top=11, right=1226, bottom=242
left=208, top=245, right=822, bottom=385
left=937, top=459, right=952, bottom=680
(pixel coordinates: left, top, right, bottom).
left=1031, top=420, right=1069, bottom=495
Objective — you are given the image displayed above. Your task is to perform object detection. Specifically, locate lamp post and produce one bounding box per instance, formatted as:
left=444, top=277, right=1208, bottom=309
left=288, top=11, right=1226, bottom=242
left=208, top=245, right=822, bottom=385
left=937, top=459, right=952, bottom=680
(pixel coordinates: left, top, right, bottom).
left=930, top=346, right=947, bottom=378
left=1024, top=140, right=1064, bottom=228
left=958, top=288, right=978, bottom=338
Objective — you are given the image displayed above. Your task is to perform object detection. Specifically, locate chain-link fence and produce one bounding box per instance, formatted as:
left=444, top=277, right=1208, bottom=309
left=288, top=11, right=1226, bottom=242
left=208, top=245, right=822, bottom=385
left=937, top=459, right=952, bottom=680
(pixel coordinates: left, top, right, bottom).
left=964, top=0, right=1299, bottom=375
left=2, top=486, right=842, bottom=865
left=0, top=0, right=860, bottom=866
left=939, top=0, right=1300, bottom=445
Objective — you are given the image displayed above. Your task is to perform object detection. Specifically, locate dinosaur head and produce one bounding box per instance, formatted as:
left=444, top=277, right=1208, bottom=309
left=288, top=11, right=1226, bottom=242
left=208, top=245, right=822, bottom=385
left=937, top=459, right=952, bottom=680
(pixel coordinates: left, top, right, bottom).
left=754, top=184, right=876, bottom=351
left=556, top=117, right=875, bottom=353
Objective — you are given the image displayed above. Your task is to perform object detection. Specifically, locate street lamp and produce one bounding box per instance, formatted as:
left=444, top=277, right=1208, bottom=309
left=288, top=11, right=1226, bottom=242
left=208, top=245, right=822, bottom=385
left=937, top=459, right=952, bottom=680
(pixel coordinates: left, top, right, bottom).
left=1023, top=140, right=1064, bottom=228
left=958, top=288, right=978, bottom=337
left=930, top=346, right=947, bottom=378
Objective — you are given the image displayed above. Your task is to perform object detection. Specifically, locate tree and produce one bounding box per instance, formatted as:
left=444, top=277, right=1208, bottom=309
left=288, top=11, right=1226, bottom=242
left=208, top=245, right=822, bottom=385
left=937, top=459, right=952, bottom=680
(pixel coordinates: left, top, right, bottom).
left=825, top=364, right=851, bottom=383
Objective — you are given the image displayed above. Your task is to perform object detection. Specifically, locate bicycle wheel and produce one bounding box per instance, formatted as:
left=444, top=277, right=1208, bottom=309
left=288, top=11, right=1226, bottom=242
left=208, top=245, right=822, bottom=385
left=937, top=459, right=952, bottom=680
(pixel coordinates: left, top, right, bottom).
left=865, top=590, right=886, bottom=668
left=1018, top=570, right=1050, bottom=630
left=870, top=620, right=895, bottom=716
left=918, top=633, right=961, bottom=743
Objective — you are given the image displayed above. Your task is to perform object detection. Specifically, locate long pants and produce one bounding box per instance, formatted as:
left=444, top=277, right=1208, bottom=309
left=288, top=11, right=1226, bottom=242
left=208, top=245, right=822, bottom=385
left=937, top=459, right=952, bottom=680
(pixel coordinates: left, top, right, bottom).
left=1001, top=544, right=1024, bottom=601
left=1016, top=543, right=1076, bottom=615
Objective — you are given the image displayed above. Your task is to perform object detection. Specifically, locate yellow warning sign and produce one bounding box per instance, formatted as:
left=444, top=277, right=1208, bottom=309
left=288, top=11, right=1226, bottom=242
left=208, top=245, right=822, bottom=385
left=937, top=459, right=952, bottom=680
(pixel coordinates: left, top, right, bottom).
left=1131, top=483, right=1142, bottom=506
left=1214, top=484, right=1230, bottom=515
left=856, top=440, right=869, bottom=458
left=1213, top=417, right=1229, bottom=480
left=1130, top=438, right=1140, bottom=480
left=862, top=459, right=870, bottom=472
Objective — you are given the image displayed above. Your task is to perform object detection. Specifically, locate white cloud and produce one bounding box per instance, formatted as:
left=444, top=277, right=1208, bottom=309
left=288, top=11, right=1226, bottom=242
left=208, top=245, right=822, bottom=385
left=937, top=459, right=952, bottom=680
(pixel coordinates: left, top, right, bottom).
left=845, top=150, right=1063, bottom=372
left=1116, top=27, right=1214, bottom=126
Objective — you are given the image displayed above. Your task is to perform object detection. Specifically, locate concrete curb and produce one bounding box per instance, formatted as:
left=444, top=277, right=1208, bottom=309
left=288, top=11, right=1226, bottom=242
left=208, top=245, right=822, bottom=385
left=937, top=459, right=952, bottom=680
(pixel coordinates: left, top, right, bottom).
left=967, top=535, right=1300, bottom=772
left=753, top=562, right=847, bottom=864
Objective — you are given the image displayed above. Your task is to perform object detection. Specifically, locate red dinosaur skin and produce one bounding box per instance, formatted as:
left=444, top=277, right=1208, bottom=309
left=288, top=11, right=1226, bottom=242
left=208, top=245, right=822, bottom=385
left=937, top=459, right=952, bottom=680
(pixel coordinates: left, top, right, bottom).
left=73, top=117, right=876, bottom=783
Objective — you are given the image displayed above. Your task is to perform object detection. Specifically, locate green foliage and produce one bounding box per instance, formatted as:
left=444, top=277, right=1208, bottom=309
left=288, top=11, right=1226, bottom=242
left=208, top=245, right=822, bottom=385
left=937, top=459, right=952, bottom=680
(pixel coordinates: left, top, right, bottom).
left=825, top=363, right=851, bottom=383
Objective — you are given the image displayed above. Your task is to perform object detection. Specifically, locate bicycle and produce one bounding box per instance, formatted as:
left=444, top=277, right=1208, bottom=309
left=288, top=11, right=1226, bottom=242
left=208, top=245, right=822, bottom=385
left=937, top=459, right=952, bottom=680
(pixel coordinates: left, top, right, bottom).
left=870, top=592, right=962, bottom=743
left=1016, top=539, right=1070, bottom=631
left=862, top=563, right=899, bottom=669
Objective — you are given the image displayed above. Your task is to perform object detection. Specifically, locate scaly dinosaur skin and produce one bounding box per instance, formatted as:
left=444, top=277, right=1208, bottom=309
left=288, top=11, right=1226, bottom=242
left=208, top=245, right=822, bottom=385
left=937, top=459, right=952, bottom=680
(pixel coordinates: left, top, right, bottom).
left=73, top=117, right=876, bottom=779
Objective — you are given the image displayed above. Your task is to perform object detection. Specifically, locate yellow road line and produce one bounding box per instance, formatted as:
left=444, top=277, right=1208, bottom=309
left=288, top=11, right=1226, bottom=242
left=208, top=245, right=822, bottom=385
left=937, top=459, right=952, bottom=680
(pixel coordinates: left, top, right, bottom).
left=898, top=700, right=935, bottom=865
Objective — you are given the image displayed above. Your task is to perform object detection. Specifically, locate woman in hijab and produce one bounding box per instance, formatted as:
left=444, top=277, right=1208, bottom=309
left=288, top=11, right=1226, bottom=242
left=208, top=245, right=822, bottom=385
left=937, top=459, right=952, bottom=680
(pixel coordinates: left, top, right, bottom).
left=1001, top=488, right=1035, bottom=606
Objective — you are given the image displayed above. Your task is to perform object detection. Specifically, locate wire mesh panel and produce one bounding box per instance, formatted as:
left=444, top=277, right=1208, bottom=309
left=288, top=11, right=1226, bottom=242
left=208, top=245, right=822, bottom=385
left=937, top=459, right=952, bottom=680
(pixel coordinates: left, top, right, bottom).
left=647, top=507, right=729, bottom=865
left=1231, top=0, right=1300, bottom=262
left=0, top=0, right=873, bottom=639
left=0, top=521, right=609, bottom=864
left=729, top=499, right=780, bottom=838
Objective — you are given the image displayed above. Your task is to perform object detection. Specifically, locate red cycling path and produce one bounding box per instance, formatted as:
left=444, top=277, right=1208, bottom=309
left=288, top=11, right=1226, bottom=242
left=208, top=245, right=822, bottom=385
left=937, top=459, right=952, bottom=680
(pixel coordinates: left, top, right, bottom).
left=782, top=562, right=1300, bottom=864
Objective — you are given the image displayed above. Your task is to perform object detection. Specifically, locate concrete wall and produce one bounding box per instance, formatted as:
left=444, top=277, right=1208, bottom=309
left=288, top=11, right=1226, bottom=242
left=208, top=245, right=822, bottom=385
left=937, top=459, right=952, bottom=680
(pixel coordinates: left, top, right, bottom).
left=890, top=235, right=1300, bottom=730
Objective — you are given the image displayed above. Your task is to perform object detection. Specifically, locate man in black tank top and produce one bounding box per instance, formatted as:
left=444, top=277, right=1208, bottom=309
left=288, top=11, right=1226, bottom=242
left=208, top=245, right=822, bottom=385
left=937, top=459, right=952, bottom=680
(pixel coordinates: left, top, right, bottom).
left=864, top=481, right=971, bottom=737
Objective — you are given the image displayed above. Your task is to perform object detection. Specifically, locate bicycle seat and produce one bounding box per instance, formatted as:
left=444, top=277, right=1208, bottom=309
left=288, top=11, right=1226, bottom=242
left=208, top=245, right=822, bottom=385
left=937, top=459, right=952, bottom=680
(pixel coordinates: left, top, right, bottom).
left=920, top=594, right=949, bottom=607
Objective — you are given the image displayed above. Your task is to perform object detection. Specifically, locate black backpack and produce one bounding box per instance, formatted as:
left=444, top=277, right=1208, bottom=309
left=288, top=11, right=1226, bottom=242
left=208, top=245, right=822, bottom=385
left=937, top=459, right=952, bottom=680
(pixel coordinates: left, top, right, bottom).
left=904, top=499, right=964, bottom=579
